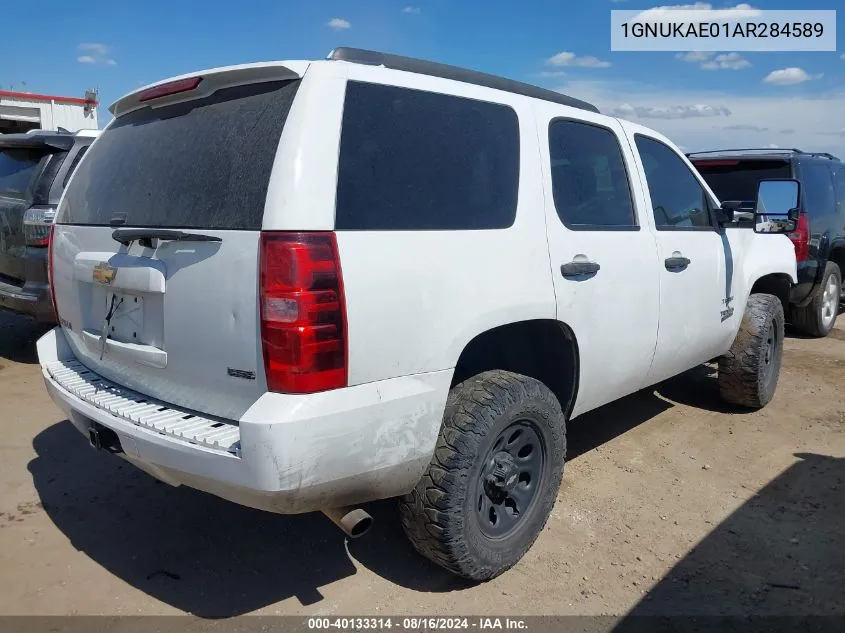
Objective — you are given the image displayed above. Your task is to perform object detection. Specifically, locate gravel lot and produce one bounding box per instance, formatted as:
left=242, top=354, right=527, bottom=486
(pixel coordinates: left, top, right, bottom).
left=1, top=309, right=843, bottom=619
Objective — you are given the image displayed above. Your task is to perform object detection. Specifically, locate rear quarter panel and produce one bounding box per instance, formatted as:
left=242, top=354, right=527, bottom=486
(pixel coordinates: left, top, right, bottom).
left=263, top=62, right=558, bottom=385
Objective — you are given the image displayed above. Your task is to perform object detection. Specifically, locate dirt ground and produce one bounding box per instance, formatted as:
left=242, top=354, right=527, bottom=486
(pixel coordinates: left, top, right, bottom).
left=0, top=309, right=843, bottom=620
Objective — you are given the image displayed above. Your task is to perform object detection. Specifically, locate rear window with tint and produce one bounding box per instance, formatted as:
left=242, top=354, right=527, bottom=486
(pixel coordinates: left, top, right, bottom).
left=335, top=82, right=520, bottom=230
left=693, top=159, right=792, bottom=203
left=58, top=80, right=300, bottom=229
left=0, top=149, right=44, bottom=197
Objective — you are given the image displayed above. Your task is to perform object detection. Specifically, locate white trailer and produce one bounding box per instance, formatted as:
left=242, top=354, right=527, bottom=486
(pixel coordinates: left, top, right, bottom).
left=0, top=89, right=99, bottom=134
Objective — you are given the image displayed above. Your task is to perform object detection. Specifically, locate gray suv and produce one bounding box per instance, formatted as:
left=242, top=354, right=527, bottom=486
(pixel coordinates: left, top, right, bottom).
left=0, top=129, right=98, bottom=322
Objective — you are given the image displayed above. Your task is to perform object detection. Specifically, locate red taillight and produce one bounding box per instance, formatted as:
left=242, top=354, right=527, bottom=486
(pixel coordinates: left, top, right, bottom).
left=259, top=232, right=348, bottom=394
left=788, top=212, right=811, bottom=262
left=48, top=224, right=59, bottom=322
left=138, top=77, right=203, bottom=102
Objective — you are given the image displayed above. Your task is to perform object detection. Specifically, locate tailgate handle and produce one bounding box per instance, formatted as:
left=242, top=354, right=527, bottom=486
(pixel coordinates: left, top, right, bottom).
left=81, top=329, right=168, bottom=369
left=112, top=228, right=222, bottom=247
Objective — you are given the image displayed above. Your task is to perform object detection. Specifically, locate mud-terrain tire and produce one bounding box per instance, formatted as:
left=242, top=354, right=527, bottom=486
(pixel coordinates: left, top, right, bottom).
left=718, top=293, right=785, bottom=409
left=791, top=262, right=841, bottom=338
left=399, top=370, right=566, bottom=581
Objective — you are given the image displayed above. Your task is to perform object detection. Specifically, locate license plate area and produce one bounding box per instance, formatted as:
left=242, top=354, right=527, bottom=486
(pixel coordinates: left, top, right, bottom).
left=106, top=291, right=144, bottom=343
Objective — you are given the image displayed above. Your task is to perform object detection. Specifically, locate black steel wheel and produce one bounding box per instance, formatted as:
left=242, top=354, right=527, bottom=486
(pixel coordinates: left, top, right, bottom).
left=475, top=421, right=546, bottom=539
left=761, top=315, right=781, bottom=388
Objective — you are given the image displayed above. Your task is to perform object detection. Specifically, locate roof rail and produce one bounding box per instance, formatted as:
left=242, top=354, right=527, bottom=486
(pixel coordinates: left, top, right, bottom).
left=327, top=47, right=600, bottom=114
left=806, top=151, right=840, bottom=161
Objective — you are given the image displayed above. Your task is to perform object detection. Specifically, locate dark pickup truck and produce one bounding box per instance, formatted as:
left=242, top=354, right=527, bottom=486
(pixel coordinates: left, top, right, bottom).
left=0, top=129, right=98, bottom=322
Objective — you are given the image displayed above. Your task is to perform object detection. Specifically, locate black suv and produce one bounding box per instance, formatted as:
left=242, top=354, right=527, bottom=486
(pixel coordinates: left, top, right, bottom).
left=691, top=149, right=845, bottom=337
left=0, top=129, right=97, bottom=322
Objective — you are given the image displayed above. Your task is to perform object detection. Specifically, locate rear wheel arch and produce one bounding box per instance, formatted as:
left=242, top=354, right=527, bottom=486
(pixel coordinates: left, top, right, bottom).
left=827, top=244, right=845, bottom=280
left=450, top=319, right=580, bottom=419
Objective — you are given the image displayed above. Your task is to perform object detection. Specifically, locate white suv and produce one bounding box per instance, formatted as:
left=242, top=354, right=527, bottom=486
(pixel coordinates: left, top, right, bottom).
left=38, top=48, right=797, bottom=581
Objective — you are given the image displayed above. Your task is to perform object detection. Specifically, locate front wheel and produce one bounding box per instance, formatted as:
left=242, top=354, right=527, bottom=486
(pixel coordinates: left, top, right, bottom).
left=718, top=293, right=785, bottom=409
left=399, top=370, right=566, bottom=581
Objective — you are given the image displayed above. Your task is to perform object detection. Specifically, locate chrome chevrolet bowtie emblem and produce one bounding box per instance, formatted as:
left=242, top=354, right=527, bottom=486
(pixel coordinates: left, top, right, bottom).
left=92, top=262, right=116, bottom=285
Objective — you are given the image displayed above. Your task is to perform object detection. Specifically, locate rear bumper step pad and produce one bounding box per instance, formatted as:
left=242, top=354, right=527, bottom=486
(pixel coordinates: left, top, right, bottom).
left=45, top=359, right=240, bottom=455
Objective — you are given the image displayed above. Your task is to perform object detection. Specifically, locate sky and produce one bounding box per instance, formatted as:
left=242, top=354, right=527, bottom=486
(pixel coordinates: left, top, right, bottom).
left=4, top=0, right=844, bottom=156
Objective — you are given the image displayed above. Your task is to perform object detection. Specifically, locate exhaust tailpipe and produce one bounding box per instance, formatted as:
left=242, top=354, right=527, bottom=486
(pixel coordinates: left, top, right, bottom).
left=322, top=506, right=373, bottom=538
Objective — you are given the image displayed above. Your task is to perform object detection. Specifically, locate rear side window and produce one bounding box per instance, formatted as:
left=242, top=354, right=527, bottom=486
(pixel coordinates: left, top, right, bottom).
left=833, top=166, right=845, bottom=217
left=58, top=80, right=301, bottom=229
left=548, top=119, right=636, bottom=229
left=0, top=149, right=43, bottom=197
left=798, top=160, right=836, bottom=220
left=335, top=82, right=520, bottom=230
left=694, top=159, right=792, bottom=203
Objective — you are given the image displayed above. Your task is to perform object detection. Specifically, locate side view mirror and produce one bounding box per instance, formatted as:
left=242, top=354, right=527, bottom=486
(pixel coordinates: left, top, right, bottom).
left=714, top=200, right=743, bottom=224
left=754, top=179, right=800, bottom=234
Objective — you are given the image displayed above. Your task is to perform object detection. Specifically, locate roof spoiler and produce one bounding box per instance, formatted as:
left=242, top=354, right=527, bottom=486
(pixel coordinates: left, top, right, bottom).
left=110, top=61, right=309, bottom=118
left=0, top=133, right=75, bottom=151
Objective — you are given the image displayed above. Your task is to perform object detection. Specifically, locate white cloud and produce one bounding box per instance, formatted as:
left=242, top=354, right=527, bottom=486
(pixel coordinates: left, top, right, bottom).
left=556, top=78, right=844, bottom=158
left=78, top=42, right=110, bottom=56
left=327, top=17, right=351, bottom=30
left=763, top=67, right=821, bottom=85
left=676, top=51, right=711, bottom=63
left=702, top=52, right=750, bottom=70
left=546, top=51, right=611, bottom=68
left=724, top=123, right=768, bottom=131
left=609, top=102, right=730, bottom=119
left=76, top=43, right=116, bottom=66
left=539, top=70, right=568, bottom=78
left=633, top=3, right=761, bottom=24
left=677, top=51, right=750, bottom=70
left=401, top=6, right=421, bottom=14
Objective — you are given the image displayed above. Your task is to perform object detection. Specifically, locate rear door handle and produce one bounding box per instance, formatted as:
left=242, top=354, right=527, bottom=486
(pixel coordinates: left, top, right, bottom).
left=665, top=256, right=691, bottom=271
left=561, top=261, right=601, bottom=277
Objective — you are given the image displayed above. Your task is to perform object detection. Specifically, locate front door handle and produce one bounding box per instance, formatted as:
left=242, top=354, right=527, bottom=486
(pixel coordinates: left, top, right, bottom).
left=561, top=260, right=601, bottom=277
left=665, top=256, right=691, bottom=271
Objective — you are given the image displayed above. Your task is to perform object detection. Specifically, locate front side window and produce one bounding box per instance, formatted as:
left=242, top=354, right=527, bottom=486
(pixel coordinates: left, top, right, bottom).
left=335, top=82, right=520, bottom=231
left=548, top=119, right=636, bottom=229
left=635, top=135, right=713, bottom=230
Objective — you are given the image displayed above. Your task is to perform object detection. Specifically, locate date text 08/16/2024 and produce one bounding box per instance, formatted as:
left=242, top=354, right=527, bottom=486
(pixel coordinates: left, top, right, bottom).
left=307, top=618, right=528, bottom=630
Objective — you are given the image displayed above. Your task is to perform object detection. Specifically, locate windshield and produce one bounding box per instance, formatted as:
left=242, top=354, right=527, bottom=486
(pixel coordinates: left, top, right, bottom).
left=693, top=159, right=792, bottom=203
left=0, top=149, right=44, bottom=197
